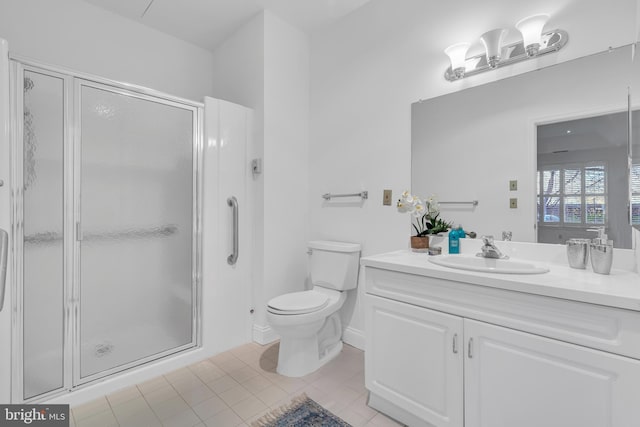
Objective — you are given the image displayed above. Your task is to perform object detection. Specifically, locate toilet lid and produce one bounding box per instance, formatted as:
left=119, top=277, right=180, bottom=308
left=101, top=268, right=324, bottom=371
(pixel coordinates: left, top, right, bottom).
left=268, top=290, right=329, bottom=315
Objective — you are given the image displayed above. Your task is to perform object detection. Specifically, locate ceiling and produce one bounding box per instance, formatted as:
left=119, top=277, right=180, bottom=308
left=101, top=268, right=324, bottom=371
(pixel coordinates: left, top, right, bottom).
left=537, top=111, right=640, bottom=154
left=82, top=0, right=372, bottom=51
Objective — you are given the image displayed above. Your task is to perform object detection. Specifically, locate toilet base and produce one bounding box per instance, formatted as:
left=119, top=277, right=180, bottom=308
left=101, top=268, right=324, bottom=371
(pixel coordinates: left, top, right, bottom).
left=276, top=338, right=343, bottom=378
left=274, top=312, right=344, bottom=377
left=320, top=340, right=343, bottom=368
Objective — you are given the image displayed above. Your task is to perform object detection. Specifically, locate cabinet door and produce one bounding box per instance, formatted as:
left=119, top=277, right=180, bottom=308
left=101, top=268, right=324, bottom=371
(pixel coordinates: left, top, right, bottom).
left=464, top=319, right=640, bottom=427
left=365, top=294, right=464, bottom=427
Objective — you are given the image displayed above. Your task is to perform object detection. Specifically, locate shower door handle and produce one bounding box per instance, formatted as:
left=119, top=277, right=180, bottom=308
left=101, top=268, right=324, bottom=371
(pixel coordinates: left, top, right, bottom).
left=76, top=222, right=83, bottom=241
left=0, top=229, right=8, bottom=312
left=227, top=196, right=238, bottom=265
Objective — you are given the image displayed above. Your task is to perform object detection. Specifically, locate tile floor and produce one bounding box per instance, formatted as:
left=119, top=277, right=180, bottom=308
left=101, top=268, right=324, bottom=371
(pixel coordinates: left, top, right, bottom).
left=70, top=342, right=404, bottom=427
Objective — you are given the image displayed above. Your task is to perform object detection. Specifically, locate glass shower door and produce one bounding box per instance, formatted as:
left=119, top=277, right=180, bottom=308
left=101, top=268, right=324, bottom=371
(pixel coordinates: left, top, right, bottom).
left=21, top=69, right=67, bottom=400
left=77, top=82, right=196, bottom=381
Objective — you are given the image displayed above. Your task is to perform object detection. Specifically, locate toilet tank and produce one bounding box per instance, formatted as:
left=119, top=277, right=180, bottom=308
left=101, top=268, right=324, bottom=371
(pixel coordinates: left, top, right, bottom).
left=308, top=241, right=361, bottom=291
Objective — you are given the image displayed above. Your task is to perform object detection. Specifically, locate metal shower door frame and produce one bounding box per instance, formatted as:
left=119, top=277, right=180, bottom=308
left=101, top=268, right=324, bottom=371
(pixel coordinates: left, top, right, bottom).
left=10, top=62, right=74, bottom=403
left=10, top=57, right=203, bottom=403
left=71, top=78, right=202, bottom=386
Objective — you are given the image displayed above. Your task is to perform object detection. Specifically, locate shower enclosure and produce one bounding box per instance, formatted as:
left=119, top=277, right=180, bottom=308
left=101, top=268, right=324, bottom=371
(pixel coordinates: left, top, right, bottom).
left=12, top=60, right=201, bottom=402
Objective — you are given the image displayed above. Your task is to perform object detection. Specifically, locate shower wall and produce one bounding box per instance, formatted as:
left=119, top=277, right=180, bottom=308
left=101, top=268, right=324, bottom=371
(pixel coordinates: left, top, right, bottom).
left=202, top=97, right=254, bottom=356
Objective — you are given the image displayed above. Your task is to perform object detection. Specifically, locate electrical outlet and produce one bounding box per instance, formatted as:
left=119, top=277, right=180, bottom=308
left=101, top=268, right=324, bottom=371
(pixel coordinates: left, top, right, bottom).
left=509, top=180, right=518, bottom=191
left=383, top=189, right=392, bottom=206
left=510, top=198, right=518, bottom=209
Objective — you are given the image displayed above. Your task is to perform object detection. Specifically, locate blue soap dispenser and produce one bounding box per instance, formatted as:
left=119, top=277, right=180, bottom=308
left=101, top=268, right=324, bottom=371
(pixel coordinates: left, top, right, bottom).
left=449, top=225, right=462, bottom=254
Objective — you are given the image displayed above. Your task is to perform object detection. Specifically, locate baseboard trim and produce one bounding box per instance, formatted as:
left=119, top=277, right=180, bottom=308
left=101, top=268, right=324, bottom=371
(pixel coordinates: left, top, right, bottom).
left=253, top=323, right=364, bottom=350
left=368, top=392, right=433, bottom=427
left=253, top=323, right=279, bottom=345
left=343, top=326, right=365, bottom=350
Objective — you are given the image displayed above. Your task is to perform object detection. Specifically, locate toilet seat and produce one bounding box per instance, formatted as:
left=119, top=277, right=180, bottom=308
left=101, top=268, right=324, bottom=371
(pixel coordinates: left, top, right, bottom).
left=267, top=290, right=329, bottom=315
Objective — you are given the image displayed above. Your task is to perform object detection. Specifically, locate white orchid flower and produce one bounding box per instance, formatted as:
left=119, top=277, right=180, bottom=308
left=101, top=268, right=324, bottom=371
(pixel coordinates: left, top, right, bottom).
left=398, top=191, right=420, bottom=213
left=399, top=191, right=415, bottom=204
left=397, top=200, right=414, bottom=213
left=398, top=191, right=451, bottom=237
left=424, top=195, right=438, bottom=216
left=412, top=200, right=426, bottom=218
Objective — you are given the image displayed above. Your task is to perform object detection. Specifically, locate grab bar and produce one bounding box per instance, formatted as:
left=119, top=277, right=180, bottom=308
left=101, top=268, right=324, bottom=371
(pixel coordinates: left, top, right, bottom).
left=0, top=229, right=8, bottom=312
left=227, top=196, right=238, bottom=265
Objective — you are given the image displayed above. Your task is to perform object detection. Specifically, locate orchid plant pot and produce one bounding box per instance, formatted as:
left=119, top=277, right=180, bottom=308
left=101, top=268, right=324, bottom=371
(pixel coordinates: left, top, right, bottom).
left=410, top=236, right=429, bottom=252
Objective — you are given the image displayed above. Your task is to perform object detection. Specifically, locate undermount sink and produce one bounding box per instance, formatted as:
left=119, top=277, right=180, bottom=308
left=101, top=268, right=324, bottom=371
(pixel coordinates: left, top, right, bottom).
left=429, top=255, right=550, bottom=274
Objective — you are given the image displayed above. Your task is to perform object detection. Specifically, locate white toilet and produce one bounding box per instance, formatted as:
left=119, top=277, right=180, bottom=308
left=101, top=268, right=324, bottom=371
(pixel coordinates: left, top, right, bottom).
left=266, top=240, right=361, bottom=377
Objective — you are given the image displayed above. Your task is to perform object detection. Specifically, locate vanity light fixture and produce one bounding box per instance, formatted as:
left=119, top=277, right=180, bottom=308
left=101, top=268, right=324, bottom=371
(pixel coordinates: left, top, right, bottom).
left=444, top=13, right=568, bottom=82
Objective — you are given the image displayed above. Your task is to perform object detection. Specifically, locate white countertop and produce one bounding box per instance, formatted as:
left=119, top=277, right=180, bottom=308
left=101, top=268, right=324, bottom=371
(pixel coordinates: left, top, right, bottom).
left=361, top=248, right=640, bottom=312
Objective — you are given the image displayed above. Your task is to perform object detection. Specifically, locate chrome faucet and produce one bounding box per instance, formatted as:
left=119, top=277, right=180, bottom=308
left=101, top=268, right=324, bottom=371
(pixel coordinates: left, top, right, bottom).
left=477, top=235, right=508, bottom=259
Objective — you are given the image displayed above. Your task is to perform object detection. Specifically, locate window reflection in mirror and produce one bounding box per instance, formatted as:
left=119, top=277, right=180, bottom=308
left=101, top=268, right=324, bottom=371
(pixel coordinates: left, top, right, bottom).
left=537, top=112, right=636, bottom=249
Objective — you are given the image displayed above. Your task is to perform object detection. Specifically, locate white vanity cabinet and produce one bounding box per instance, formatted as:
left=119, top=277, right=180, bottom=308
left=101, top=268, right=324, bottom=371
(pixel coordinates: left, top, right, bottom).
left=366, top=294, right=463, bottom=427
left=464, top=318, right=640, bottom=427
left=363, top=263, right=640, bottom=427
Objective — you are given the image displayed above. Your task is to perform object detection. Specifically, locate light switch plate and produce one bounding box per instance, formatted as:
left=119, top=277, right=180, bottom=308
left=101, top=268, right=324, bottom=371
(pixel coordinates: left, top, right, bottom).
left=383, top=189, right=392, bottom=206
left=509, top=180, right=517, bottom=191
left=510, top=198, right=518, bottom=209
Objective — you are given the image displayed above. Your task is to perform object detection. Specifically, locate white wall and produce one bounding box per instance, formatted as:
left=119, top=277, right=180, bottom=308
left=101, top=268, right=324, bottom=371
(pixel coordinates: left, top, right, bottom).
left=210, top=11, right=310, bottom=343
left=0, top=0, right=213, bottom=101
left=262, top=11, right=310, bottom=336
left=309, top=0, right=638, bottom=339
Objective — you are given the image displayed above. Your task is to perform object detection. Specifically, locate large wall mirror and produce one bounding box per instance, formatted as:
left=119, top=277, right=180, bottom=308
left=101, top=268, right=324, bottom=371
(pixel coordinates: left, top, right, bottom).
left=412, top=44, right=637, bottom=249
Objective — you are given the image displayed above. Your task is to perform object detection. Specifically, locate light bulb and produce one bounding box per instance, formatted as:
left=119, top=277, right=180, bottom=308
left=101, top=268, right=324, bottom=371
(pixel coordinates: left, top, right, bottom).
left=444, top=43, right=470, bottom=79
left=480, top=29, right=508, bottom=68
left=515, top=13, right=550, bottom=57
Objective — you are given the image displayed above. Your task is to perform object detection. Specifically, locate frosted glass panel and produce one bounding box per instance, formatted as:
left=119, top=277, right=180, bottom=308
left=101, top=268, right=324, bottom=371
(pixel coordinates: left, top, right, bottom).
left=79, top=85, right=194, bottom=378
left=22, top=71, right=65, bottom=399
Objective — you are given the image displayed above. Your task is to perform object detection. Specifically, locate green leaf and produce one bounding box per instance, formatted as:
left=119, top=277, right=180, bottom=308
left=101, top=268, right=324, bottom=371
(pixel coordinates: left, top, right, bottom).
left=412, top=223, right=420, bottom=235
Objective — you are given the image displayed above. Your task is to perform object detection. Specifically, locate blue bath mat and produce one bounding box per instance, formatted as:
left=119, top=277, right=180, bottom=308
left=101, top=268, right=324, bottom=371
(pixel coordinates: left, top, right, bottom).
left=251, top=393, right=351, bottom=427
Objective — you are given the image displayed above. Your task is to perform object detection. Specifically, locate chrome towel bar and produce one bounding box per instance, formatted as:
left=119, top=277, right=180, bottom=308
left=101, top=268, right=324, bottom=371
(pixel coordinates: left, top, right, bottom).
left=322, top=191, right=368, bottom=200
left=440, top=200, right=478, bottom=206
